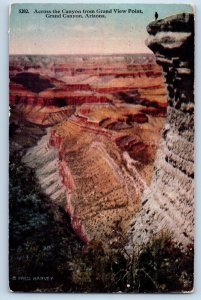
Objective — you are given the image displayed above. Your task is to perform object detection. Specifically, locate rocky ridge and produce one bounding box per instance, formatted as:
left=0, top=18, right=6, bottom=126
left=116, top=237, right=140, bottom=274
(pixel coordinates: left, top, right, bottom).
left=22, top=112, right=152, bottom=245
left=127, top=13, right=194, bottom=251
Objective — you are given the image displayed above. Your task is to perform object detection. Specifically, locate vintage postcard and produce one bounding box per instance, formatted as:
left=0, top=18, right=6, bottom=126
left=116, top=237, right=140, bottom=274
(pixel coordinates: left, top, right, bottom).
left=9, top=3, right=194, bottom=292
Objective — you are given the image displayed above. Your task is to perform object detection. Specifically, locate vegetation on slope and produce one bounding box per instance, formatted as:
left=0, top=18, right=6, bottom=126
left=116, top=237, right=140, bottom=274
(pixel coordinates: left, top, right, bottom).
left=9, top=152, right=194, bottom=293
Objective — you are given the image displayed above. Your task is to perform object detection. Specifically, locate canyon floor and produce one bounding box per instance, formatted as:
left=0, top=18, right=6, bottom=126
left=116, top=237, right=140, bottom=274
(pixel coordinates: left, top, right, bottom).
left=9, top=54, right=193, bottom=292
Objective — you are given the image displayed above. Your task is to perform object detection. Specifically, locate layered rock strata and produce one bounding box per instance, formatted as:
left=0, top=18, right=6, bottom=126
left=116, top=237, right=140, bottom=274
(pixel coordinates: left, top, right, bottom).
left=23, top=105, right=163, bottom=245
left=127, top=13, right=194, bottom=251
left=22, top=125, right=141, bottom=245
left=10, top=54, right=167, bottom=246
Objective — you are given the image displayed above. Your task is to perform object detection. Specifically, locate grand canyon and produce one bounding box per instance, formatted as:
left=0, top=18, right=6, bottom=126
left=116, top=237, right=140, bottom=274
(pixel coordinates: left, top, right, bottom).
left=10, top=52, right=167, bottom=245
left=9, top=12, right=194, bottom=292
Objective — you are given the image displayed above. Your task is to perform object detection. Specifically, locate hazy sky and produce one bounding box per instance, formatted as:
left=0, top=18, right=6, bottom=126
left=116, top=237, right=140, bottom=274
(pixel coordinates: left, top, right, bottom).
left=9, top=3, right=193, bottom=55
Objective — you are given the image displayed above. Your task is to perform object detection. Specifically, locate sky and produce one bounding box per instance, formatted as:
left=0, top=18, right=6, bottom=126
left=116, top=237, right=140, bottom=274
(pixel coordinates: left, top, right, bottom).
left=9, top=3, right=193, bottom=55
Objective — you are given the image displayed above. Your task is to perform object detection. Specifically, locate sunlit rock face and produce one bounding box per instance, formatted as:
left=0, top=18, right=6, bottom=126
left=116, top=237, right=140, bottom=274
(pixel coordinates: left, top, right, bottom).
left=10, top=54, right=167, bottom=246
left=127, top=13, right=194, bottom=252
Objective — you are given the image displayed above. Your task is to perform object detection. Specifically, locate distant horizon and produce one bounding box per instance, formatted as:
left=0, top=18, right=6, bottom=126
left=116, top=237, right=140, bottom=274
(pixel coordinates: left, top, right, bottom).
left=9, top=52, right=154, bottom=56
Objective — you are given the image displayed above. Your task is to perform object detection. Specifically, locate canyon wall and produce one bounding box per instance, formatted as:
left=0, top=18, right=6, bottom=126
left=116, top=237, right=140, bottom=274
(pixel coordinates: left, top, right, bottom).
left=10, top=54, right=167, bottom=247
left=127, top=13, right=194, bottom=251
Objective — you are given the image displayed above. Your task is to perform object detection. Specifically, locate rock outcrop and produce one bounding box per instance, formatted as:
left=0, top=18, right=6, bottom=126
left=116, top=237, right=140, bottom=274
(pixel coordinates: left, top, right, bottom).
left=127, top=13, right=194, bottom=251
